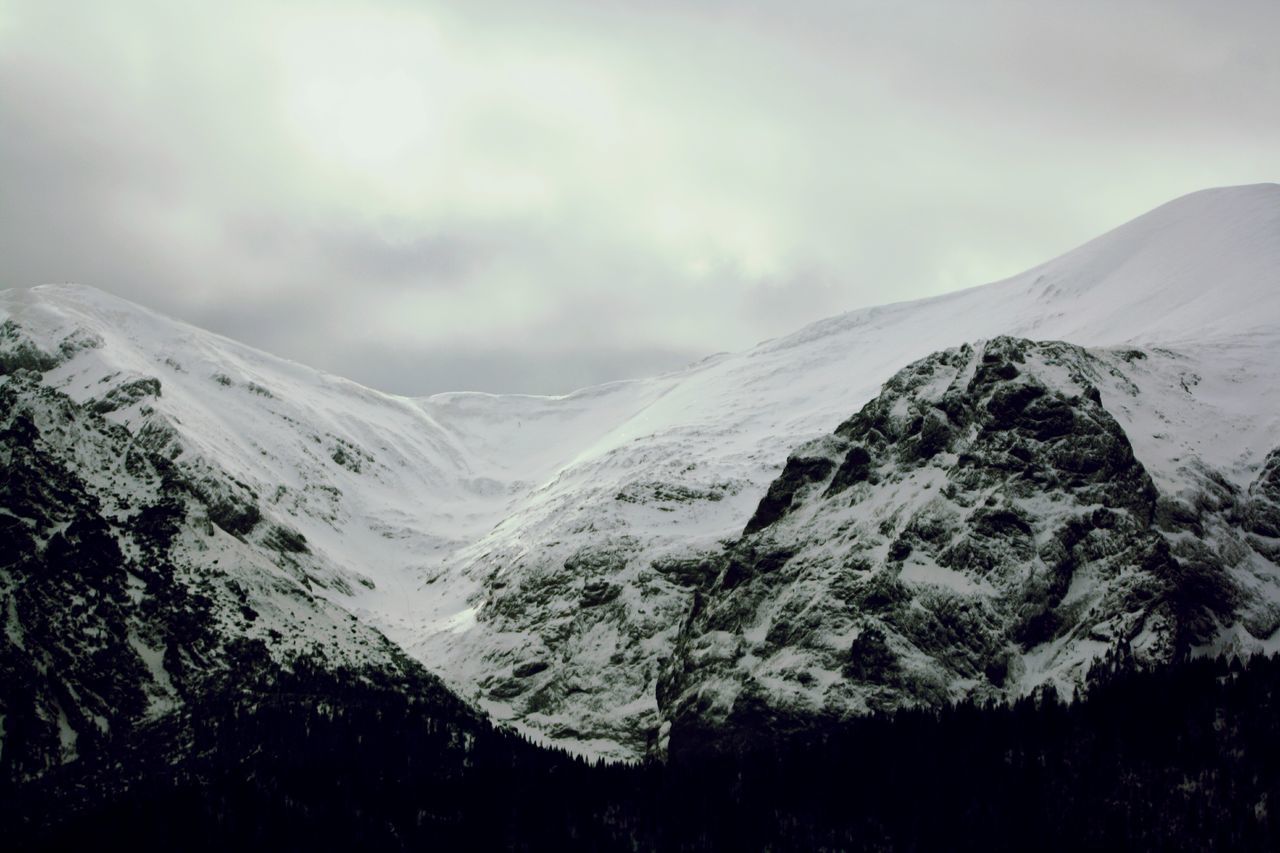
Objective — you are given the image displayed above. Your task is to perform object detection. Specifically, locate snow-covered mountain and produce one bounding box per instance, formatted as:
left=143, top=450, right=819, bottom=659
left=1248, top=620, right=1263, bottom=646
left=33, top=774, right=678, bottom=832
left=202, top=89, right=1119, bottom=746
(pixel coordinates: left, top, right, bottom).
left=659, top=335, right=1280, bottom=751
left=3, top=183, right=1279, bottom=763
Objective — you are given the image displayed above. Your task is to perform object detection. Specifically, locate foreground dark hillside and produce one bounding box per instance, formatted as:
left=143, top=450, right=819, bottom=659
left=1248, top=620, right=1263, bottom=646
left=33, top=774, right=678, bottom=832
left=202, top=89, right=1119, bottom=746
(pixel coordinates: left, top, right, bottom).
left=5, top=651, right=1279, bottom=851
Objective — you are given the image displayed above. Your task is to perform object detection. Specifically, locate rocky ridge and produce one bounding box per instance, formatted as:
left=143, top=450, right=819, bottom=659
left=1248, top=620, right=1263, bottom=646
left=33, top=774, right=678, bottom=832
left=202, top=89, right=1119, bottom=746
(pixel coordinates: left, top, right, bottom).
left=0, top=365, right=460, bottom=780
left=659, top=338, right=1280, bottom=749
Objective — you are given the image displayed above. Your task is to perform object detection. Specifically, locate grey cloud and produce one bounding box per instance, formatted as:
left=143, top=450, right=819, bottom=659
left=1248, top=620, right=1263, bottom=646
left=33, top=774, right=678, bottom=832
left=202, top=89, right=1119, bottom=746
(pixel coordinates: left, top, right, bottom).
left=2, top=0, right=1278, bottom=395
left=220, top=214, right=491, bottom=287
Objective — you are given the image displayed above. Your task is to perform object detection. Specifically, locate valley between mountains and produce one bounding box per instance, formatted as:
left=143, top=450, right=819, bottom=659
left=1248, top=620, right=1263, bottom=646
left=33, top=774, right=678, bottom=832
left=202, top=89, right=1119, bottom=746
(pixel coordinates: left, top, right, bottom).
left=4, top=183, right=1280, bottom=770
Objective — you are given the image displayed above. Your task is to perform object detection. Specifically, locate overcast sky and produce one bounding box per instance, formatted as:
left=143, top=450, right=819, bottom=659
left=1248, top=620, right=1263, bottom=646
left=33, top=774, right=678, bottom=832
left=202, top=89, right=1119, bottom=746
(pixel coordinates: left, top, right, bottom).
left=2, top=0, right=1278, bottom=395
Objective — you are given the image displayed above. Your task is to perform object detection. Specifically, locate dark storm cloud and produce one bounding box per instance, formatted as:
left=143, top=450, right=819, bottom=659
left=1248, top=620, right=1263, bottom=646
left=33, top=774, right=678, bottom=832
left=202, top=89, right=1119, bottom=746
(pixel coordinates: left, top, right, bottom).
left=1, top=0, right=1277, bottom=395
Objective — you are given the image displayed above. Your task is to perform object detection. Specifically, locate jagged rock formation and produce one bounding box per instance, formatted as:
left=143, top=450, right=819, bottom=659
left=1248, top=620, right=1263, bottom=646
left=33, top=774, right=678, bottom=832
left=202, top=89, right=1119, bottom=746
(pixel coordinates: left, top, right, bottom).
left=0, top=370, right=456, bottom=782
left=658, top=338, right=1280, bottom=750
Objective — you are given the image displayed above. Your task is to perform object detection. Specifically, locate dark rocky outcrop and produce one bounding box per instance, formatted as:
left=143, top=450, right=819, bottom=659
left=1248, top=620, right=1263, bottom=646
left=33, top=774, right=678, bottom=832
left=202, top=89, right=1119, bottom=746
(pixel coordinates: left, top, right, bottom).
left=0, top=374, right=428, bottom=792
left=89, top=377, right=161, bottom=414
left=1244, top=449, right=1280, bottom=538
left=659, top=338, right=1248, bottom=750
left=744, top=454, right=837, bottom=534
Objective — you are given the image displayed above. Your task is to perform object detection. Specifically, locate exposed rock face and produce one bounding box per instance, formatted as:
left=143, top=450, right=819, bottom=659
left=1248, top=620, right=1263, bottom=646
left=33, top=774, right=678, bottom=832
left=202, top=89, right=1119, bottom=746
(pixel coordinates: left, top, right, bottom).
left=659, top=338, right=1270, bottom=751
left=466, top=534, right=710, bottom=757
left=1245, top=449, right=1280, bottom=539
left=1151, top=452, right=1280, bottom=652
left=0, top=372, right=441, bottom=781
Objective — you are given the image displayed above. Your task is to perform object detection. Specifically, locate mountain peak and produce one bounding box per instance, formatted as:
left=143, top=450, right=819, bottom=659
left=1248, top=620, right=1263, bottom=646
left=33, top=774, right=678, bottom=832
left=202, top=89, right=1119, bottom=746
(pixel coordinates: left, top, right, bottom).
left=769, top=182, right=1280, bottom=359
left=1009, top=181, right=1280, bottom=345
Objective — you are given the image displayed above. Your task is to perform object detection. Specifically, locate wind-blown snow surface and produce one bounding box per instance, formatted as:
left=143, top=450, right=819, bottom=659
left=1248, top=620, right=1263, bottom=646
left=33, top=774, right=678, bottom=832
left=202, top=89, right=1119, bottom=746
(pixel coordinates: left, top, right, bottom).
left=3, top=183, right=1279, bottom=759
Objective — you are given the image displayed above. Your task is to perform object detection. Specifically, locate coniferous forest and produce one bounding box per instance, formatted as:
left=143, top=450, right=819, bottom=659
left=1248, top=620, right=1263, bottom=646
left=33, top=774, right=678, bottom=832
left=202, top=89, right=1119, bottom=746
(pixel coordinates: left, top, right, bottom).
left=5, top=650, right=1279, bottom=852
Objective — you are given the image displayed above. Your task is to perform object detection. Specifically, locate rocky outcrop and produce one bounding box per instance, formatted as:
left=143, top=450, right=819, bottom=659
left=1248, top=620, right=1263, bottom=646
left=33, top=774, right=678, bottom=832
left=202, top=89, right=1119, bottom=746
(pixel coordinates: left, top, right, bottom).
left=659, top=338, right=1259, bottom=752
left=1244, top=449, right=1280, bottom=539
left=0, top=374, right=434, bottom=782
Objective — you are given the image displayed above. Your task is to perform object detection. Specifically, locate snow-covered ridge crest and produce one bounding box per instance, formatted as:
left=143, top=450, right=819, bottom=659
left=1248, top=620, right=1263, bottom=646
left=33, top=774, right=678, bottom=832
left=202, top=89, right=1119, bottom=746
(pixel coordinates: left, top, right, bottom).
left=3, top=182, right=1280, bottom=760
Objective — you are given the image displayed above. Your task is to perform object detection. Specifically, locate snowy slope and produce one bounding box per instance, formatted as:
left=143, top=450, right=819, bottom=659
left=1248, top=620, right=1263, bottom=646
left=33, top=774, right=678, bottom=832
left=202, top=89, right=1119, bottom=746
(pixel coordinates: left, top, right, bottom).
left=1, top=285, right=673, bottom=639
left=3, top=183, right=1279, bottom=760
left=422, top=184, right=1280, bottom=756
